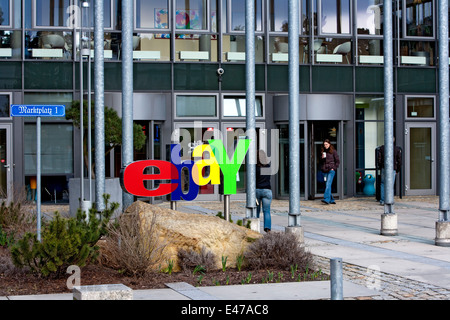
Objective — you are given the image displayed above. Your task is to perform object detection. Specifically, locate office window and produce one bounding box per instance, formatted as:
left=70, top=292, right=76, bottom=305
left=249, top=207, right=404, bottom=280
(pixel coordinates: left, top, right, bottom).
left=0, top=0, right=11, bottom=26
left=175, top=0, right=208, bottom=30
left=356, top=0, right=383, bottom=35
left=269, top=0, right=288, bottom=32
left=223, top=96, right=263, bottom=117
left=405, top=0, right=433, bottom=37
left=0, top=94, right=10, bottom=117
left=230, top=0, right=262, bottom=32
left=176, top=95, right=217, bottom=117
left=136, top=0, right=169, bottom=30
left=406, top=96, right=434, bottom=119
left=318, top=0, right=351, bottom=34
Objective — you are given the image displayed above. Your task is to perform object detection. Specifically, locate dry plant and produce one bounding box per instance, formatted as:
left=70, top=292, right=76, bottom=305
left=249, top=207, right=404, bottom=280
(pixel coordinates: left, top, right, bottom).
left=178, top=246, right=218, bottom=273
left=100, top=212, right=168, bottom=276
left=244, top=232, right=314, bottom=271
left=0, top=186, right=36, bottom=236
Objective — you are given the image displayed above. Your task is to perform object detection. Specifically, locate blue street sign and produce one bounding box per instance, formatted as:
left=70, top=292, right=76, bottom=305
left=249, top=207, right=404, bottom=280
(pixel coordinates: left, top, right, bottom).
left=10, top=105, right=65, bottom=117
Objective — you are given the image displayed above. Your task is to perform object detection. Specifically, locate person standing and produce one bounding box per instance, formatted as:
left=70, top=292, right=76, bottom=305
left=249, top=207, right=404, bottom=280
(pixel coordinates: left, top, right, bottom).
left=256, top=150, right=272, bottom=232
left=320, top=139, right=340, bottom=205
left=377, top=138, right=402, bottom=205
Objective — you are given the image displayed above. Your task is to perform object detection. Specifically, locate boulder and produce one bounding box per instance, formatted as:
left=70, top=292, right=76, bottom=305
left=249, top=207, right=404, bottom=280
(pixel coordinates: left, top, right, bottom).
left=125, top=201, right=262, bottom=272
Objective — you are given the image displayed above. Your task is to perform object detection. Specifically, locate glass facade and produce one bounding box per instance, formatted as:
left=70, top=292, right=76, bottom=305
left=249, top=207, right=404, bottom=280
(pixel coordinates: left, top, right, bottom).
left=0, top=0, right=448, bottom=202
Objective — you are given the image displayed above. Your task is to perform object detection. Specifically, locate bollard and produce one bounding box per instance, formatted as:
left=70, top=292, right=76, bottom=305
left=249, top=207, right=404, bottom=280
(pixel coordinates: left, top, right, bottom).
left=224, top=194, right=230, bottom=222
left=170, top=201, right=177, bottom=211
left=330, top=258, right=343, bottom=300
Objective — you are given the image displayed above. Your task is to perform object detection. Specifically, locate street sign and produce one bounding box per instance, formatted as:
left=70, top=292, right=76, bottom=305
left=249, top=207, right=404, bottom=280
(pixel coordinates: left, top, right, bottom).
left=10, top=105, right=65, bottom=117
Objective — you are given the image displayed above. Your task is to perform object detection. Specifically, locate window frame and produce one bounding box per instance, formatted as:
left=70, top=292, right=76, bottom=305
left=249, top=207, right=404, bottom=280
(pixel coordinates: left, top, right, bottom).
left=134, top=0, right=171, bottom=32
left=405, top=95, right=436, bottom=120
left=0, top=0, right=13, bottom=29
left=317, top=0, right=353, bottom=36
left=402, top=0, right=435, bottom=39
left=221, top=93, right=265, bottom=119
left=174, top=93, right=219, bottom=120
left=355, top=0, right=383, bottom=37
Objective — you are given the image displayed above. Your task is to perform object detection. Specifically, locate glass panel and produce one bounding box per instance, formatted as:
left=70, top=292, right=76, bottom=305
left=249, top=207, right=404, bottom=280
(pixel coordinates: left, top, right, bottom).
left=358, top=38, right=383, bottom=65
left=223, top=96, right=262, bottom=117
left=134, top=33, right=170, bottom=61
left=0, top=129, right=6, bottom=197
left=175, top=34, right=217, bottom=62
left=176, top=0, right=207, bottom=30
left=24, top=92, right=72, bottom=120
left=314, top=122, right=338, bottom=195
left=0, top=94, right=9, bottom=117
left=407, top=97, right=434, bottom=118
left=319, top=0, right=351, bottom=34
left=356, top=0, right=383, bottom=35
left=35, top=0, right=71, bottom=27
left=405, top=0, right=433, bottom=37
left=278, top=124, right=305, bottom=197
left=315, top=38, right=352, bottom=64
left=24, top=124, right=73, bottom=175
left=230, top=0, right=262, bottom=31
left=0, top=31, right=21, bottom=59
left=25, top=31, right=72, bottom=60
left=136, top=0, right=169, bottom=29
left=176, top=95, right=216, bottom=117
left=269, top=0, right=288, bottom=32
left=400, top=40, right=434, bottom=66
left=409, top=127, right=431, bottom=189
left=0, top=0, right=10, bottom=26
left=223, top=35, right=264, bottom=63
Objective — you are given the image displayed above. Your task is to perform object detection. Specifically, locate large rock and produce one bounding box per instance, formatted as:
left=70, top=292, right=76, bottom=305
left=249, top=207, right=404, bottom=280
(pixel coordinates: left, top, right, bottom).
left=125, top=201, right=262, bottom=272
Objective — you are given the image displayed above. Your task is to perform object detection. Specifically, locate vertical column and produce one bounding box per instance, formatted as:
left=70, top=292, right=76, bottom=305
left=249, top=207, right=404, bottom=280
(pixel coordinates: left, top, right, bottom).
left=94, top=0, right=105, bottom=211
left=245, top=0, right=258, bottom=230
left=285, top=0, right=303, bottom=242
left=381, top=0, right=397, bottom=236
left=122, top=0, right=134, bottom=211
left=436, top=0, right=450, bottom=246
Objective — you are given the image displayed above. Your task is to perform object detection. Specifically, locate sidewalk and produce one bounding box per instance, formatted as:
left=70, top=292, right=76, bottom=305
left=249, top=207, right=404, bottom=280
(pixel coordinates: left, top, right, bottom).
left=3, top=196, right=450, bottom=300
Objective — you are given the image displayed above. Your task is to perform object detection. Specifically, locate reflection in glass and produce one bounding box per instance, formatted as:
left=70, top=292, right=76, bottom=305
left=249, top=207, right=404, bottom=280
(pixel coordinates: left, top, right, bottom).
left=269, top=0, right=288, bottom=32
left=358, top=39, right=383, bottom=64
left=175, top=34, right=217, bottom=62
left=223, top=35, right=264, bottom=63
left=0, top=31, right=20, bottom=59
left=230, top=0, right=262, bottom=31
left=25, top=31, right=72, bottom=60
left=223, top=96, right=262, bottom=117
left=136, top=0, right=169, bottom=29
left=400, top=40, right=434, bottom=66
left=319, top=0, right=351, bottom=34
left=406, top=0, right=433, bottom=37
left=357, top=0, right=383, bottom=35
left=0, top=0, right=10, bottom=25
left=176, top=0, right=207, bottom=30
left=176, top=95, right=216, bottom=117
left=35, top=0, right=70, bottom=27
left=407, top=97, right=434, bottom=118
left=0, top=94, right=9, bottom=117
left=134, top=33, right=170, bottom=61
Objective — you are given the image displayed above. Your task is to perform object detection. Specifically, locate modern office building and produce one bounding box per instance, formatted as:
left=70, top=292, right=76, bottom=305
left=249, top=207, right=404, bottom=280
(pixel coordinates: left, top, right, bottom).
left=0, top=0, right=444, bottom=204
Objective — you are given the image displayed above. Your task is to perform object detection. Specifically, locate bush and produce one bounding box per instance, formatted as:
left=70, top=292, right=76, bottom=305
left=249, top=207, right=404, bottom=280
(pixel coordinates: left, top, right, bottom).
left=178, top=246, right=218, bottom=273
left=9, top=195, right=117, bottom=277
left=243, top=232, right=313, bottom=271
left=100, top=211, right=168, bottom=276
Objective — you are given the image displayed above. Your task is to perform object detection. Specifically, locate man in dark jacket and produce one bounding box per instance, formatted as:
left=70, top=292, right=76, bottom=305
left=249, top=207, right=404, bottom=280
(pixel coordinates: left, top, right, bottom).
left=377, top=139, right=402, bottom=205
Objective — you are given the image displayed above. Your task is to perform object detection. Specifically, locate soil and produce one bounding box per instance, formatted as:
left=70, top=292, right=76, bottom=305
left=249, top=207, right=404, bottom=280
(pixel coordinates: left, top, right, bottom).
left=0, top=246, right=327, bottom=297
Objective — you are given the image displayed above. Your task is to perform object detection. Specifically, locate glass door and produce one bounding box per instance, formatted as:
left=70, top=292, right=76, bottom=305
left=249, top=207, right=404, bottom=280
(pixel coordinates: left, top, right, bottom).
left=405, top=123, right=436, bottom=195
left=309, top=121, right=339, bottom=199
left=0, top=124, right=12, bottom=202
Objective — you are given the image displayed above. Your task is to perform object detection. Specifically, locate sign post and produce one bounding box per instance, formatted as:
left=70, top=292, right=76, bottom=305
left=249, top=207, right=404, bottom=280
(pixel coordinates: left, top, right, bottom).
left=11, top=105, right=65, bottom=241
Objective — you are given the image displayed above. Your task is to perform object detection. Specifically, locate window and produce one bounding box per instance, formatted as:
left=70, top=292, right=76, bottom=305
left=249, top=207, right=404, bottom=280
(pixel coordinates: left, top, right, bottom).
left=176, top=95, right=217, bottom=117
left=269, top=0, right=288, bottom=32
left=356, top=0, right=383, bottom=35
left=0, top=0, right=11, bottom=27
left=0, top=93, right=11, bottom=117
left=176, top=0, right=208, bottom=30
left=405, top=0, right=433, bottom=37
left=318, top=0, right=351, bottom=35
left=223, top=96, right=263, bottom=117
left=406, top=96, right=434, bottom=119
left=135, top=0, right=169, bottom=30
left=229, top=0, right=262, bottom=32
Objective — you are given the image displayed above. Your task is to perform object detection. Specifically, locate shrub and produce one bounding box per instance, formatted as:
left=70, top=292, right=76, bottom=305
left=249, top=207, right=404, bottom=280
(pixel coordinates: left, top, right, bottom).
left=243, top=232, right=313, bottom=271
left=178, top=246, right=217, bottom=273
left=9, top=195, right=116, bottom=277
left=100, top=211, right=168, bottom=276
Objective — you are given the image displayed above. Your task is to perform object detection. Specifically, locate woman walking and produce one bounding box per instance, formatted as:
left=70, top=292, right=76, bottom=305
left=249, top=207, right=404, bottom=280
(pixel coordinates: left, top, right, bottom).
left=320, top=139, right=340, bottom=205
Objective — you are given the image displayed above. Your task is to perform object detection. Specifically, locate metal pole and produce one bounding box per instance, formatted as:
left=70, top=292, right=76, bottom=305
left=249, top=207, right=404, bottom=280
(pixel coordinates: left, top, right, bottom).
left=288, top=0, right=300, bottom=227
left=87, top=1, right=92, bottom=203
left=381, top=0, right=397, bottom=236
left=79, top=0, right=84, bottom=207
left=330, top=257, right=343, bottom=300
left=224, top=194, right=230, bottom=221
left=36, top=117, right=41, bottom=242
left=122, top=0, right=134, bottom=211
left=438, top=0, right=450, bottom=222
left=245, top=0, right=257, bottom=219
left=94, top=0, right=105, bottom=211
